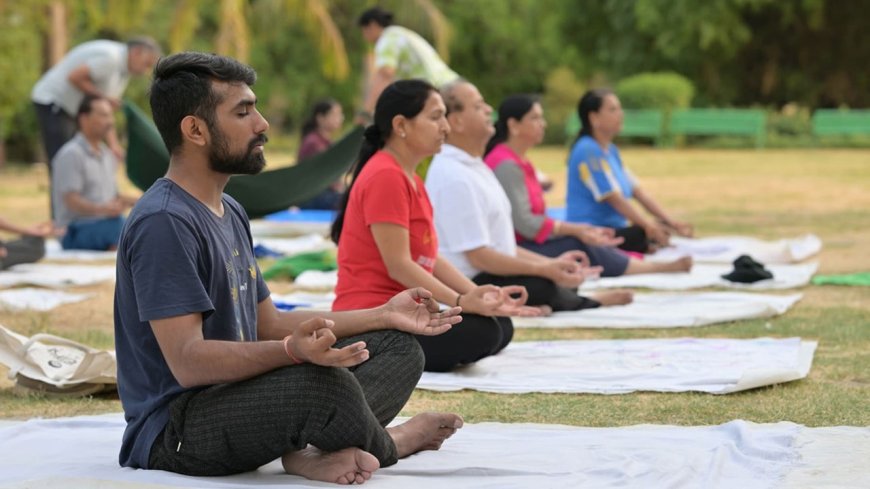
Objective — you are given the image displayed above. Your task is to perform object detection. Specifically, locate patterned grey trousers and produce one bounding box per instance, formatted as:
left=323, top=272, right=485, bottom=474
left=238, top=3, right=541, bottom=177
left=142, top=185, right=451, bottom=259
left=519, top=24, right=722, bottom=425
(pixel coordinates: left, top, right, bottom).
left=148, top=330, right=424, bottom=476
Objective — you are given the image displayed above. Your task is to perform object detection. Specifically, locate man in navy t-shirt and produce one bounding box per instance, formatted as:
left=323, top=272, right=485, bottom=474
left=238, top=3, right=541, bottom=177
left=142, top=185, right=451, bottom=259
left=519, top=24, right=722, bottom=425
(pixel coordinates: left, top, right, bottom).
left=114, top=51, right=463, bottom=484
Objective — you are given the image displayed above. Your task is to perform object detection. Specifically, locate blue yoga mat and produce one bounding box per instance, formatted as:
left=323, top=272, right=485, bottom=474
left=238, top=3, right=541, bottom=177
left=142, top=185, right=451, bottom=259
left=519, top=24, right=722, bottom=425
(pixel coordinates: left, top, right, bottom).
left=264, top=209, right=337, bottom=223
left=265, top=208, right=564, bottom=223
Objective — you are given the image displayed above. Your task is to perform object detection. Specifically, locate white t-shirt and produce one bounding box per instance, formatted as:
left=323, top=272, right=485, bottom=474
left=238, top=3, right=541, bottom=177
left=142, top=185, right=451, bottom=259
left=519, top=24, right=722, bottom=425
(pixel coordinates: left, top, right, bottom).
left=426, top=144, right=516, bottom=277
left=31, top=40, right=129, bottom=117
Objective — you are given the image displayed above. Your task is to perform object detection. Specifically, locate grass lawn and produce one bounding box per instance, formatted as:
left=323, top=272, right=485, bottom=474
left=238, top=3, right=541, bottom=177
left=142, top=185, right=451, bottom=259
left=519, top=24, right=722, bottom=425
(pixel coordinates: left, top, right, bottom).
left=1, top=147, right=868, bottom=427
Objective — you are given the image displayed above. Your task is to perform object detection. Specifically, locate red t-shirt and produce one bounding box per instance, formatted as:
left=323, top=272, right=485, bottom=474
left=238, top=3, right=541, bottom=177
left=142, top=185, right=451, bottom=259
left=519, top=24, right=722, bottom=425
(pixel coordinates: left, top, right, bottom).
left=333, top=151, right=438, bottom=311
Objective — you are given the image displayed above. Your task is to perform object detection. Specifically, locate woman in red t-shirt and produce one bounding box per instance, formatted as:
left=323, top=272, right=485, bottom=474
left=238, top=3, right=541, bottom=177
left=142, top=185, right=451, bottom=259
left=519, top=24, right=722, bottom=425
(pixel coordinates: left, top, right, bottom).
left=331, top=80, right=539, bottom=372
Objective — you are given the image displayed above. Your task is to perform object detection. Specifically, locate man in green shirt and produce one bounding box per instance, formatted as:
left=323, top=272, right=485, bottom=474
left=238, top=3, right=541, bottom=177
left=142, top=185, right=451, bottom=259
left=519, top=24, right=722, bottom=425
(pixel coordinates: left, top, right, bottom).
left=357, top=7, right=459, bottom=124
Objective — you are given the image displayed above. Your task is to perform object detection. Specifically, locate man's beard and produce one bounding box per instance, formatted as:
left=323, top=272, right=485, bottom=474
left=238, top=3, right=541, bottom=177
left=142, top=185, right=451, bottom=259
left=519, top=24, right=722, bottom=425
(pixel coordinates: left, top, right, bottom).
left=208, top=128, right=267, bottom=175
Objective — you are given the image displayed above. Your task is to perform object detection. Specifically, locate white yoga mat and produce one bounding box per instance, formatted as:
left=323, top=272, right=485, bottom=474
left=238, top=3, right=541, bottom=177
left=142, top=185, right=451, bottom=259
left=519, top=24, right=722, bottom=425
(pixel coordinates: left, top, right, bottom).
left=253, top=234, right=335, bottom=257
left=273, top=291, right=801, bottom=329
left=0, top=287, right=91, bottom=311
left=648, top=234, right=822, bottom=264
left=0, top=263, right=116, bottom=289
left=0, top=414, right=866, bottom=489
left=417, top=337, right=816, bottom=394
left=581, top=262, right=817, bottom=291
left=44, top=239, right=117, bottom=261
left=514, top=292, right=802, bottom=329
left=293, top=269, right=339, bottom=290
left=291, top=264, right=815, bottom=293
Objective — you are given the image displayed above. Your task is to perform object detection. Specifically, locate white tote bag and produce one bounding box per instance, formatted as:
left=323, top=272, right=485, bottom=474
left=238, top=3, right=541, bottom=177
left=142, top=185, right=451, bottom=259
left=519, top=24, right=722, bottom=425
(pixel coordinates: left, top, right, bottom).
left=0, top=325, right=116, bottom=394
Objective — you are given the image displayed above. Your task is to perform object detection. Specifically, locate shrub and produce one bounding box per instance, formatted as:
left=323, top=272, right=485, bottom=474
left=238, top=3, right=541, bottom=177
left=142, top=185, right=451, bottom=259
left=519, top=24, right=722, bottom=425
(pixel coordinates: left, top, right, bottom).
left=615, top=72, right=695, bottom=112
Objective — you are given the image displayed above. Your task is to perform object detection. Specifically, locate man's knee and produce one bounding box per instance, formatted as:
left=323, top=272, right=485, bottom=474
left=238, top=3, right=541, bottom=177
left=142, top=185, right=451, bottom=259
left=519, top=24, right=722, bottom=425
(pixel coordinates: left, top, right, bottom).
left=267, top=364, right=366, bottom=408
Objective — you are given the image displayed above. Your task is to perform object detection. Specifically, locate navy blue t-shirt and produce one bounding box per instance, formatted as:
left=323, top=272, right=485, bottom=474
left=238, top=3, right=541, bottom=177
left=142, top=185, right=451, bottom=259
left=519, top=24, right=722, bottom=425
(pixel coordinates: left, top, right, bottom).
left=113, top=178, right=270, bottom=469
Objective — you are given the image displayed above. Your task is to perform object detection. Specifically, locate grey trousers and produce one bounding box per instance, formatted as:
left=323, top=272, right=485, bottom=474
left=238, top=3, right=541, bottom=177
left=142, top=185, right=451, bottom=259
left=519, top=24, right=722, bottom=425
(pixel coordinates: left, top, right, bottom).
left=0, top=236, right=45, bottom=270
left=148, top=330, right=424, bottom=476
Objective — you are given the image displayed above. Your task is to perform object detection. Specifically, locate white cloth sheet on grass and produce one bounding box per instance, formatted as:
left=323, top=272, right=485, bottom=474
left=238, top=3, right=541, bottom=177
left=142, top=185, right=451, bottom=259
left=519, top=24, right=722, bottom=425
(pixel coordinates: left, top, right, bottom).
left=249, top=219, right=330, bottom=237
left=0, top=263, right=116, bottom=289
left=0, top=287, right=91, bottom=311
left=293, top=269, right=339, bottom=290
left=581, top=262, right=817, bottom=291
left=272, top=291, right=334, bottom=310
left=44, top=239, right=117, bottom=261
left=252, top=234, right=335, bottom=257
left=514, top=292, right=801, bottom=329
left=648, top=234, right=822, bottom=264
left=0, top=414, right=866, bottom=489
left=291, top=264, right=815, bottom=293
left=418, top=337, right=816, bottom=395
left=273, top=291, right=801, bottom=329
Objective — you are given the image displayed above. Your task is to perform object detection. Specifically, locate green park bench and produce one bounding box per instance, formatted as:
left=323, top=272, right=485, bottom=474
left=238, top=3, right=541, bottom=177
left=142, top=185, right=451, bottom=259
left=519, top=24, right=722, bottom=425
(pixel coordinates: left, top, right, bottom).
left=812, top=109, right=870, bottom=137
left=669, top=108, right=767, bottom=148
left=564, top=109, right=665, bottom=145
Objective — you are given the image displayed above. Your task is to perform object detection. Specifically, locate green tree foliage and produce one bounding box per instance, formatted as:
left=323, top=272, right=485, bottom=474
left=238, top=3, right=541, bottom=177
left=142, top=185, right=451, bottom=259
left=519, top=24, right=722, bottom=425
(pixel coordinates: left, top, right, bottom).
left=2, top=0, right=867, bottom=162
left=616, top=72, right=695, bottom=112
left=0, top=3, right=45, bottom=139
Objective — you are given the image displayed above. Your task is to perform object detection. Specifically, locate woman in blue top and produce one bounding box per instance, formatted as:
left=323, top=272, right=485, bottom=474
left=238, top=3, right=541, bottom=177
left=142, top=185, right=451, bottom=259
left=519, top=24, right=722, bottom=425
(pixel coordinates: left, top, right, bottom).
left=566, top=89, right=694, bottom=253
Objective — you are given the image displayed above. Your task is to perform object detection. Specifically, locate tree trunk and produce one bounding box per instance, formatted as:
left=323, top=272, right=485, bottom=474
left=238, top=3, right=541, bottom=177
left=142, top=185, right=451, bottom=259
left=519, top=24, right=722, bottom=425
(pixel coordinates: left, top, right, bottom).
left=48, top=1, right=67, bottom=67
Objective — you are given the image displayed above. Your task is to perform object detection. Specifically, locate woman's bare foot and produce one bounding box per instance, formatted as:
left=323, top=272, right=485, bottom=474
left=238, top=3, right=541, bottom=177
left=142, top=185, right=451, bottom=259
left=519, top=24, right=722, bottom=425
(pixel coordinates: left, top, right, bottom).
left=626, top=256, right=693, bottom=275
left=387, top=412, right=464, bottom=458
left=592, top=290, right=634, bottom=306
left=282, top=446, right=380, bottom=485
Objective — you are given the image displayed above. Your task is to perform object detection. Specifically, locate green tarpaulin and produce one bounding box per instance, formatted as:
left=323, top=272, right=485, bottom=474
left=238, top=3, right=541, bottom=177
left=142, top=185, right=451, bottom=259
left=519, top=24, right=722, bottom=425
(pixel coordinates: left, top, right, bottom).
left=123, top=101, right=362, bottom=218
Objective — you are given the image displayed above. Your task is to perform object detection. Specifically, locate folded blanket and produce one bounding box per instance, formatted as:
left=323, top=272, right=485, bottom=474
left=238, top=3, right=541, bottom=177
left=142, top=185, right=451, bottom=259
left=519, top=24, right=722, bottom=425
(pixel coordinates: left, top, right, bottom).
left=417, top=337, right=816, bottom=394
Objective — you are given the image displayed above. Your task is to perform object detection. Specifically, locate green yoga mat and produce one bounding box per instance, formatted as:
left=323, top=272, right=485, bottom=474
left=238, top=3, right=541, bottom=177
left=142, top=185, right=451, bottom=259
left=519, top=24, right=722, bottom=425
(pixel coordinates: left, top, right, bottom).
left=811, top=273, right=870, bottom=287
left=123, top=101, right=363, bottom=218
left=262, top=251, right=336, bottom=281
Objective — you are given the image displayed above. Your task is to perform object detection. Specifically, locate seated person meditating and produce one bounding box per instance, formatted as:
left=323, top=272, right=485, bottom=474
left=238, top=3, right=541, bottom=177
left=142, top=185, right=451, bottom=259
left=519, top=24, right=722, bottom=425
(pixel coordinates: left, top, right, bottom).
left=567, top=88, right=694, bottom=252
left=331, top=79, right=539, bottom=373
left=296, top=98, right=345, bottom=210
left=483, top=94, right=691, bottom=276
left=114, top=52, right=463, bottom=485
left=0, top=217, right=57, bottom=270
left=427, top=80, right=633, bottom=310
left=51, top=95, right=137, bottom=250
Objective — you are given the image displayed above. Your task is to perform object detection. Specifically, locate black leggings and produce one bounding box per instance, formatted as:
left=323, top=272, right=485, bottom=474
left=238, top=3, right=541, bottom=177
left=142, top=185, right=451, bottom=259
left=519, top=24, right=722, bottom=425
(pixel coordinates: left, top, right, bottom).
left=415, top=313, right=513, bottom=372
left=615, top=225, right=651, bottom=253
left=472, top=272, right=600, bottom=312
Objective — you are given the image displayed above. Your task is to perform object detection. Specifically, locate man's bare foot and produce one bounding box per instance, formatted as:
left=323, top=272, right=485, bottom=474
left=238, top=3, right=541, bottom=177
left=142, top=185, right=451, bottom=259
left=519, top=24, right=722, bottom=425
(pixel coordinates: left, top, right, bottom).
left=534, top=305, right=553, bottom=316
left=592, top=290, right=634, bottom=306
left=387, top=412, right=463, bottom=458
left=282, top=446, right=379, bottom=485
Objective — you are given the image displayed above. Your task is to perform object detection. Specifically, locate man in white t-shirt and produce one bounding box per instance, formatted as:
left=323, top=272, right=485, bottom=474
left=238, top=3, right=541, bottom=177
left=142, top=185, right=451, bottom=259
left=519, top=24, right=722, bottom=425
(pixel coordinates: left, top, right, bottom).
left=356, top=7, right=459, bottom=124
left=31, top=37, right=161, bottom=166
left=426, top=80, right=632, bottom=311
